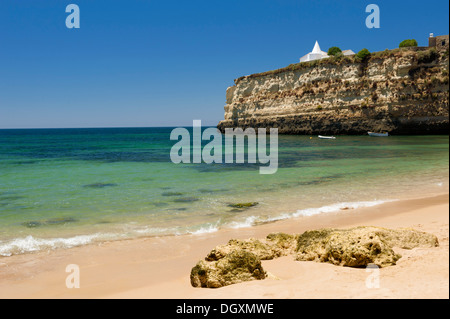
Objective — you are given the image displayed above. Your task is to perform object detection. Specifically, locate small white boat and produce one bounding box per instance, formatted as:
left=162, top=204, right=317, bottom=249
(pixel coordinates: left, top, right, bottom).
left=318, top=135, right=336, bottom=140
left=368, top=132, right=389, bottom=137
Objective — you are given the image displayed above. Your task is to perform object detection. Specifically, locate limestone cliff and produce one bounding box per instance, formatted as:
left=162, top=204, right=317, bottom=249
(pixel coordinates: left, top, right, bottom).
left=217, top=46, right=449, bottom=135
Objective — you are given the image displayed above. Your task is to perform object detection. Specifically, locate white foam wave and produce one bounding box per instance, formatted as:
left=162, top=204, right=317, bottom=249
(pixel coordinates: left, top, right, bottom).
left=229, top=216, right=259, bottom=229
left=291, top=200, right=394, bottom=218
left=227, top=199, right=396, bottom=229
left=188, top=223, right=220, bottom=235
left=132, top=226, right=182, bottom=236
left=0, top=200, right=395, bottom=256
left=0, top=233, right=112, bottom=257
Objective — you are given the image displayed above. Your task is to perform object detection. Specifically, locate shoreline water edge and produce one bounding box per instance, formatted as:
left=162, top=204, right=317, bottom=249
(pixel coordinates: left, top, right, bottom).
left=0, top=187, right=447, bottom=258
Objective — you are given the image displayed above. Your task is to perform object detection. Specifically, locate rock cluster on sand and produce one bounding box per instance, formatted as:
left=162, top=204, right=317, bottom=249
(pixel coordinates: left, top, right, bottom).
left=190, top=233, right=298, bottom=288
left=190, top=226, right=439, bottom=288
left=190, top=250, right=266, bottom=288
left=206, top=233, right=299, bottom=262
left=295, top=226, right=439, bottom=267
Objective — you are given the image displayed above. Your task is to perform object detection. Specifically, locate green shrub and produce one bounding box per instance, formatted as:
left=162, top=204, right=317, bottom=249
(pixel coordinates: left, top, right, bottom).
left=332, top=52, right=344, bottom=62
left=355, top=48, right=371, bottom=62
left=328, top=46, right=342, bottom=56
left=399, top=39, right=418, bottom=48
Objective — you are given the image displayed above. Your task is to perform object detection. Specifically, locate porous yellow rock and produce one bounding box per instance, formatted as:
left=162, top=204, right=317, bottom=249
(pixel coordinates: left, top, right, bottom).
left=190, top=250, right=266, bottom=288
left=206, top=233, right=298, bottom=261
left=295, top=226, right=439, bottom=267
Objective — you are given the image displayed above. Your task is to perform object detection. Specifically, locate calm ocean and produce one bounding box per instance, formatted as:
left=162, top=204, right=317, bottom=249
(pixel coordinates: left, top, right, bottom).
left=0, top=127, right=448, bottom=256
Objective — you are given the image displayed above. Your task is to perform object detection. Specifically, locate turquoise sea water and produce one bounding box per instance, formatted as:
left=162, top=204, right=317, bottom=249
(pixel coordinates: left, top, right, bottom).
left=0, top=128, right=448, bottom=256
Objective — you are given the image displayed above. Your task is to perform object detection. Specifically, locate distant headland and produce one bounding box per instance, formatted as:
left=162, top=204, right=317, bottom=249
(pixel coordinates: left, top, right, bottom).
left=218, top=34, right=449, bottom=135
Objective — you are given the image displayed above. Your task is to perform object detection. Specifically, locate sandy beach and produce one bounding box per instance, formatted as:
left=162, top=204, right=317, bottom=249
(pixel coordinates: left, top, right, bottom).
left=0, top=192, right=448, bottom=299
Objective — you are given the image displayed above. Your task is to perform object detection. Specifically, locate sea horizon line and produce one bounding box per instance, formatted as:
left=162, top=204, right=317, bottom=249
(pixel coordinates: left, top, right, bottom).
left=0, top=125, right=219, bottom=130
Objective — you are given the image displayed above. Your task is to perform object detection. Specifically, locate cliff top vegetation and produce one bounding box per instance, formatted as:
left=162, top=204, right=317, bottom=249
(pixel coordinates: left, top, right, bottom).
left=235, top=47, right=445, bottom=85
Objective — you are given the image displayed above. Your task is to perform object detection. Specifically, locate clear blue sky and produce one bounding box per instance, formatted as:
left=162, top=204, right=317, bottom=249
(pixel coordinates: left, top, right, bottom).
left=0, top=0, right=448, bottom=128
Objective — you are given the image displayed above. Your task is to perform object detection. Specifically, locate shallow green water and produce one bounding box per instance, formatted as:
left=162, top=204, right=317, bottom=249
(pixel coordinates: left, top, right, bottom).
left=0, top=128, right=448, bottom=256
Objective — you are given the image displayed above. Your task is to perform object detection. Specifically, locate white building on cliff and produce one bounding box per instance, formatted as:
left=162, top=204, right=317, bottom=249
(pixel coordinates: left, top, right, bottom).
left=300, top=41, right=355, bottom=63
left=300, top=41, right=329, bottom=62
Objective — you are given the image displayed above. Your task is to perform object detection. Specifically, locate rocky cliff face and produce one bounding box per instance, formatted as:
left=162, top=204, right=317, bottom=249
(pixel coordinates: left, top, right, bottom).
left=217, top=47, right=449, bottom=135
